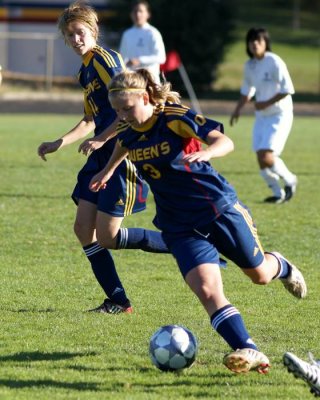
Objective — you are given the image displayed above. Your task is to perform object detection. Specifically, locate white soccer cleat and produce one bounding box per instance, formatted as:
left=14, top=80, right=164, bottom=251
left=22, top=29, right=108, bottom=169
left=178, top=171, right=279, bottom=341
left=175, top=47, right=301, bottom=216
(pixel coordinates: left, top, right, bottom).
left=273, top=252, right=307, bottom=299
left=283, top=352, right=320, bottom=397
left=223, top=348, right=270, bottom=374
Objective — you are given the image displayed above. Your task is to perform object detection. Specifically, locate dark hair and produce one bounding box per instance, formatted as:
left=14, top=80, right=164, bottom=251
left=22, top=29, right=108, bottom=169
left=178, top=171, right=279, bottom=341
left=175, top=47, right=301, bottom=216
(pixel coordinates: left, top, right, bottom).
left=246, top=27, right=271, bottom=58
left=131, top=0, right=151, bottom=13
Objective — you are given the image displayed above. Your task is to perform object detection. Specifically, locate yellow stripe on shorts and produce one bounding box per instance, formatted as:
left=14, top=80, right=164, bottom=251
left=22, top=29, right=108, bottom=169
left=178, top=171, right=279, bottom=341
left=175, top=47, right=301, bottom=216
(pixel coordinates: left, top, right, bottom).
left=233, top=201, right=264, bottom=255
left=124, top=159, right=137, bottom=216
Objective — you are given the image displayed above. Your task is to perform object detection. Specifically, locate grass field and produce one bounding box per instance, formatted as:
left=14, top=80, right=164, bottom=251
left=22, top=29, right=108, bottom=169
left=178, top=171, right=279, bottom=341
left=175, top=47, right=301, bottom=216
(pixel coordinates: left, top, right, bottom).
left=0, top=113, right=319, bottom=399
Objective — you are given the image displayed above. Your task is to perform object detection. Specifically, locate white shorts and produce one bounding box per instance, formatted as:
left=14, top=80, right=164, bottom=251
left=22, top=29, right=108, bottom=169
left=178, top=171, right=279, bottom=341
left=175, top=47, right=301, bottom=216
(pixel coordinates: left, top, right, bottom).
left=252, top=112, right=293, bottom=156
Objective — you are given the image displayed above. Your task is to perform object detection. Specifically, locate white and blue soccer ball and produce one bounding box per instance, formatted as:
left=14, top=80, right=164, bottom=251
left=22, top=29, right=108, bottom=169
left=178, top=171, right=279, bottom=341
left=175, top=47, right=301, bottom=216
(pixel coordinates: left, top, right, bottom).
left=149, top=324, right=198, bottom=371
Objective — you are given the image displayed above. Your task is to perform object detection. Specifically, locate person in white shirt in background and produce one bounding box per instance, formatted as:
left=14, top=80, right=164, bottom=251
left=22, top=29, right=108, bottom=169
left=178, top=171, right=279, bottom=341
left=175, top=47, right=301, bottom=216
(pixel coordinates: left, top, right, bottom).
left=119, top=0, right=166, bottom=84
left=230, top=27, right=297, bottom=204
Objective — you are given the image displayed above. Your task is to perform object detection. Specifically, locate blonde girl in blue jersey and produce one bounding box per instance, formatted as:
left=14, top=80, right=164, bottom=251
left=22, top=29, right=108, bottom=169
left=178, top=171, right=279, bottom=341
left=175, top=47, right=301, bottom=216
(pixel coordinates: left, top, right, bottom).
left=37, top=2, right=169, bottom=314
left=90, top=69, right=307, bottom=373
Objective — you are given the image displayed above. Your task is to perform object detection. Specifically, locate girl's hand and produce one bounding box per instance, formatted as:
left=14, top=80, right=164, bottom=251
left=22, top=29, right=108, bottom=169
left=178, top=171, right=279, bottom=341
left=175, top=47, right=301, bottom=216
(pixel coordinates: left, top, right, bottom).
left=182, top=149, right=212, bottom=164
left=37, top=140, right=61, bottom=161
left=230, top=110, right=240, bottom=126
left=89, top=170, right=108, bottom=192
left=78, top=138, right=105, bottom=156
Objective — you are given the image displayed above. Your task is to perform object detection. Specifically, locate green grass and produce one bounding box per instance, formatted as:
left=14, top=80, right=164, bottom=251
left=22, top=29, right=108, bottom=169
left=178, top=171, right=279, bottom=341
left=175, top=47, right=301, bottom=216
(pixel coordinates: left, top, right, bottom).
left=0, top=113, right=319, bottom=399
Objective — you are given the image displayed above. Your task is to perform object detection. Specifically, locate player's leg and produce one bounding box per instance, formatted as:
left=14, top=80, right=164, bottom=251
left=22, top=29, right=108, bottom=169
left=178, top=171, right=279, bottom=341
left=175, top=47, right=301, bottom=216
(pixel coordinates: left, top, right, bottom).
left=242, top=252, right=307, bottom=298
left=96, top=211, right=168, bottom=253
left=186, top=265, right=270, bottom=374
left=272, top=156, right=297, bottom=201
left=163, top=231, right=269, bottom=374
left=74, top=199, right=132, bottom=313
left=253, top=115, right=284, bottom=202
left=212, top=201, right=306, bottom=298
left=116, top=227, right=168, bottom=253
left=258, top=149, right=285, bottom=203
left=267, top=112, right=297, bottom=201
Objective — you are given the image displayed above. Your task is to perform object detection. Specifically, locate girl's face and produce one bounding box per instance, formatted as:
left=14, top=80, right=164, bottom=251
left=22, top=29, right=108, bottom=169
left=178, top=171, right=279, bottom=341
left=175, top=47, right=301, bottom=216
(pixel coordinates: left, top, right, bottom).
left=110, top=92, right=153, bottom=128
left=131, top=4, right=150, bottom=27
left=64, top=21, right=96, bottom=57
left=248, top=37, right=267, bottom=59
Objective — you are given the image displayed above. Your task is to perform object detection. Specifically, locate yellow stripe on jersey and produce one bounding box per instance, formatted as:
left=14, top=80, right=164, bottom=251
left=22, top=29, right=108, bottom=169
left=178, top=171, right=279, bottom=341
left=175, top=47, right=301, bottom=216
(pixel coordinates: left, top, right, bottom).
left=93, top=59, right=112, bottom=85
left=164, top=105, right=189, bottom=115
left=115, top=122, right=131, bottom=136
left=124, top=159, right=137, bottom=216
left=83, top=93, right=93, bottom=116
left=167, top=120, right=207, bottom=144
left=165, top=111, right=188, bottom=116
left=94, top=46, right=120, bottom=68
left=82, top=51, right=94, bottom=67
left=233, top=201, right=264, bottom=254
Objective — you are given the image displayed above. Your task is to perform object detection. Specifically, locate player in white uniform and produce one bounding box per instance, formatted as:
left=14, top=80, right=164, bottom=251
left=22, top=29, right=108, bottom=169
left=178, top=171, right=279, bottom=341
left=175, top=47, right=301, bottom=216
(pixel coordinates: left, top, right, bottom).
left=230, top=27, right=297, bottom=203
left=119, top=0, right=166, bottom=83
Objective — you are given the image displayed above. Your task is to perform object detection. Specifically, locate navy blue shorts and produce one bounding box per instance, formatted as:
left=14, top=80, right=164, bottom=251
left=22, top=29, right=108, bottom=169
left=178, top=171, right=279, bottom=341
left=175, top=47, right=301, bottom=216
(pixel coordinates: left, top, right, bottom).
left=72, top=145, right=148, bottom=217
left=162, top=201, right=265, bottom=277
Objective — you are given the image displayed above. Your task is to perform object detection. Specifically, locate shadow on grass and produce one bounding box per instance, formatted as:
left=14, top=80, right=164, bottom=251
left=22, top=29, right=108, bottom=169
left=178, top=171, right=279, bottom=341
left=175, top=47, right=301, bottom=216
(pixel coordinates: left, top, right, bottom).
left=0, top=378, right=100, bottom=391
left=12, top=308, right=56, bottom=313
left=0, top=351, right=102, bottom=391
left=0, top=351, right=97, bottom=363
left=0, top=192, right=67, bottom=200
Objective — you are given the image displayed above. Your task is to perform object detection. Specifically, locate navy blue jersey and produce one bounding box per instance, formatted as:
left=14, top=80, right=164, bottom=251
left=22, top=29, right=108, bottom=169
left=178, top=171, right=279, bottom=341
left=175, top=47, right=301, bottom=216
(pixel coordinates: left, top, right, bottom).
left=78, top=45, right=125, bottom=153
left=74, top=46, right=149, bottom=213
left=116, top=103, right=238, bottom=232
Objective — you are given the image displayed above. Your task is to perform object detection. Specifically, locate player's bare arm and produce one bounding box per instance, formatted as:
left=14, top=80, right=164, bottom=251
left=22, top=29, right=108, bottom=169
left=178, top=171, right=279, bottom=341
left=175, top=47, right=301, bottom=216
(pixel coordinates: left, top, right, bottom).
left=255, top=93, right=289, bottom=110
left=182, top=130, right=234, bottom=164
left=78, top=117, right=120, bottom=156
left=37, top=116, right=95, bottom=161
left=89, top=141, right=129, bottom=192
left=230, top=94, right=250, bottom=126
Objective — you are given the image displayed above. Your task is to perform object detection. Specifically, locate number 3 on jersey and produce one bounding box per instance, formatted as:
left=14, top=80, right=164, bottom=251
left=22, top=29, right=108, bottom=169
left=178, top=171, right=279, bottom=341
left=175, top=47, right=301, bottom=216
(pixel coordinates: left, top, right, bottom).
left=142, top=163, right=161, bottom=179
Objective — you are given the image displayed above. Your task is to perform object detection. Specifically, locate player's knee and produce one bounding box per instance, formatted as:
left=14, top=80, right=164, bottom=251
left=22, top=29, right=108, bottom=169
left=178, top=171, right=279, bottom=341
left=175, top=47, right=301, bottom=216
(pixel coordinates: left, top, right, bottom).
left=257, top=150, right=274, bottom=168
left=74, top=220, right=94, bottom=245
left=73, top=219, right=83, bottom=240
left=193, top=282, right=216, bottom=303
left=250, top=274, right=271, bottom=285
left=96, top=231, right=117, bottom=249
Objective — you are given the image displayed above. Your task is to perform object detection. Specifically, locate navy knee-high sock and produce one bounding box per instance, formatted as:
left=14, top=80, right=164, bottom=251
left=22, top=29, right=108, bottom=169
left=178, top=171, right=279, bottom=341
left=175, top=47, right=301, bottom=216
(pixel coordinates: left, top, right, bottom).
left=211, top=304, right=258, bottom=350
left=116, top=227, right=169, bottom=253
left=83, top=242, right=129, bottom=306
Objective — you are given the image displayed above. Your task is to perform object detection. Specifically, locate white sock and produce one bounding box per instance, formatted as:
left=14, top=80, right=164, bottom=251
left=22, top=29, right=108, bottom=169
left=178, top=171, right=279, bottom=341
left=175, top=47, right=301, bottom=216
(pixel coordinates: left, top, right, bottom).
left=270, top=157, right=296, bottom=186
left=260, top=168, right=284, bottom=198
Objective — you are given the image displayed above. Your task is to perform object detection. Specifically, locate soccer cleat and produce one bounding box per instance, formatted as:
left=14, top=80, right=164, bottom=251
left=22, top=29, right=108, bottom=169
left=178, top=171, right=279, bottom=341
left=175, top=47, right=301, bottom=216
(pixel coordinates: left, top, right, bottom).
left=273, top=252, right=307, bottom=299
left=263, top=195, right=285, bottom=204
left=88, top=299, right=133, bottom=314
left=223, top=348, right=270, bottom=374
left=283, top=352, right=320, bottom=397
left=284, top=176, right=298, bottom=202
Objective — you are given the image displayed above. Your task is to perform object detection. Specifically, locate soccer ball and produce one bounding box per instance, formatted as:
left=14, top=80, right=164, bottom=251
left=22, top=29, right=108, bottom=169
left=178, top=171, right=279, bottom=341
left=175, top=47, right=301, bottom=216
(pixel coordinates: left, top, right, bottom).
left=149, top=325, right=198, bottom=371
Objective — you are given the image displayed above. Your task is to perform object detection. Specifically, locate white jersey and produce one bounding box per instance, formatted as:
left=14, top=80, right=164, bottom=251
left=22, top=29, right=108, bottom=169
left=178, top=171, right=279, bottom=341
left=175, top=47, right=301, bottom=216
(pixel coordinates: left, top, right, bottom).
left=119, top=22, right=166, bottom=83
left=241, top=52, right=294, bottom=116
